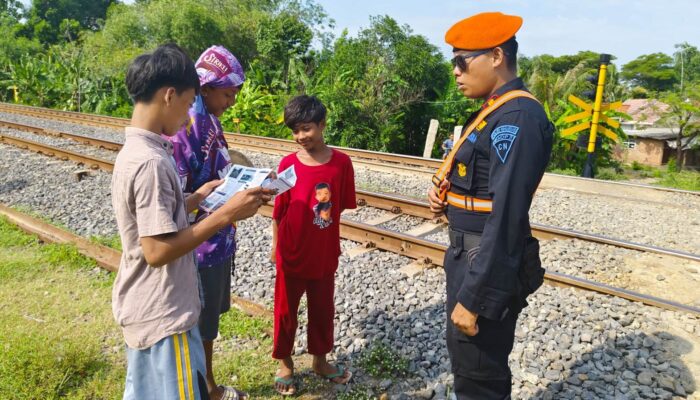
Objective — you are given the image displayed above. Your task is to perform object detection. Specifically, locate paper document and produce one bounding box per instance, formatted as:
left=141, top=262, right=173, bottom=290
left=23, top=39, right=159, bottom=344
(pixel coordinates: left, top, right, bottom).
left=200, top=164, right=297, bottom=212
left=262, top=164, right=297, bottom=195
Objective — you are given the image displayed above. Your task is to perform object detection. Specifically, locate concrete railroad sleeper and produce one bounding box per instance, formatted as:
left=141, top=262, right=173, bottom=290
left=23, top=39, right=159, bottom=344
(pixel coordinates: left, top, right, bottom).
left=0, top=135, right=698, bottom=316
left=2, top=102, right=699, bottom=197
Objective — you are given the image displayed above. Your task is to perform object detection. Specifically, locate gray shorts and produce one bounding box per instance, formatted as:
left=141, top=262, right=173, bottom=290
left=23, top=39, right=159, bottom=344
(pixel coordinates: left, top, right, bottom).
left=197, top=258, right=233, bottom=341
left=124, top=326, right=207, bottom=400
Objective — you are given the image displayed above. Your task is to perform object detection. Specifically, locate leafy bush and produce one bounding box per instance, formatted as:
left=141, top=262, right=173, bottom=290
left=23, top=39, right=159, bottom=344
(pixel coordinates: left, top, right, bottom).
left=667, top=157, right=679, bottom=173
left=549, top=168, right=579, bottom=176
left=596, top=167, right=628, bottom=181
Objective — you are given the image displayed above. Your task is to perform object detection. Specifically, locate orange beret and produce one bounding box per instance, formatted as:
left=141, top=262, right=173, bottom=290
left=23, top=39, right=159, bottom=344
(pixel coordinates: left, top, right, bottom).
left=445, top=12, right=523, bottom=50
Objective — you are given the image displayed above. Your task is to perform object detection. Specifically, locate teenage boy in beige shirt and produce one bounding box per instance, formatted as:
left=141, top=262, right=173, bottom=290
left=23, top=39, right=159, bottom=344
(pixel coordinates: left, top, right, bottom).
left=112, top=43, right=273, bottom=400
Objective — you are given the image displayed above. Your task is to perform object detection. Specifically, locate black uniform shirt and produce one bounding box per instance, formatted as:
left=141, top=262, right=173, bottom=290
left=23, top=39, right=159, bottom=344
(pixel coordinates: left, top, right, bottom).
left=446, top=77, right=554, bottom=320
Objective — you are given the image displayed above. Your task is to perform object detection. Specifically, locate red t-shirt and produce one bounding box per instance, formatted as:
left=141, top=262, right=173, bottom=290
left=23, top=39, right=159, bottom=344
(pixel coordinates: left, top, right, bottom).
left=273, top=149, right=356, bottom=279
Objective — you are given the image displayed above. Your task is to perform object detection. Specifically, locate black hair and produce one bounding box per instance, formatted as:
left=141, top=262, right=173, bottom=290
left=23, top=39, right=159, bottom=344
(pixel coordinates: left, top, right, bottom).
left=498, top=37, right=518, bottom=72
left=125, top=43, right=200, bottom=103
left=284, top=95, right=327, bottom=129
left=316, top=202, right=332, bottom=210
left=315, top=182, right=330, bottom=191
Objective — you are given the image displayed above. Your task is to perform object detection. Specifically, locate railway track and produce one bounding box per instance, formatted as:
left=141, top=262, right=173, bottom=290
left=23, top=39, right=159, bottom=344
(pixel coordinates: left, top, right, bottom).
left=2, top=102, right=699, bottom=198
left=0, top=127, right=698, bottom=315
left=1, top=120, right=698, bottom=262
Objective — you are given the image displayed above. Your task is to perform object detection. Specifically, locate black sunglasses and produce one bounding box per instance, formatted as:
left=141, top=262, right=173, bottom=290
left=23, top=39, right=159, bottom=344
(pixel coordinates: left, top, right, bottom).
left=451, top=49, right=491, bottom=71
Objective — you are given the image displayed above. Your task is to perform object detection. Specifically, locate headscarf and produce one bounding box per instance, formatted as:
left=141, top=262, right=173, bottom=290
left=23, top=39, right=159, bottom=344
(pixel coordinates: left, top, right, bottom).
left=166, top=45, right=245, bottom=268
left=195, top=45, right=245, bottom=88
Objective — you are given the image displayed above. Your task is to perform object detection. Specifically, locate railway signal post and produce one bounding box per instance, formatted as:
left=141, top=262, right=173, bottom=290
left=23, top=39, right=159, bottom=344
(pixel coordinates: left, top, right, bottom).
left=560, top=53, right=622, bottom=178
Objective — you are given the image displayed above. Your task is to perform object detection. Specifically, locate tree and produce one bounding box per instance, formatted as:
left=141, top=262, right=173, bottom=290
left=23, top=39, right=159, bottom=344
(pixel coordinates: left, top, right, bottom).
left=621, top=53, right=677, bottom=92
left=20, top=0, right=116, bottom=44
left=312, top=15, right=449, bottom=155
left=660, top=85, right=700, bottom=170
left=0, top=13, right=42, bottom=70
left=256, top=11, right=313, bottom=84
left=674, top=43, right=700, bottom=91
left=1, top=0, right=23, bottom=20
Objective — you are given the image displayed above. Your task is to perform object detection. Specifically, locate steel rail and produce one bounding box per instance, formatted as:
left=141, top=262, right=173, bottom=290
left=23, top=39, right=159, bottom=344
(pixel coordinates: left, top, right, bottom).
left=354, top=190, right=700, bottom=263
left=0, top=203, right=271, bottom=318
left=262, top=204, right=700, bottom=315
left=1, top=126, right=697, bottom=264
left=0, top=133, right=114, bottom=171
left=0, top=120, right=122, bottom=151
left=8, top=202, right=694, bottom=316
left=2, top=102, right=699, bottom=197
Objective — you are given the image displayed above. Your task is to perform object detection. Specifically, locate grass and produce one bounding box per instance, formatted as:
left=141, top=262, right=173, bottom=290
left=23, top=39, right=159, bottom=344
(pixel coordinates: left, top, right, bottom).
left=552, top=163, right=700, bottom=192
left=0, top=216, right=348, bottom=399
left=0, top=216, right=124, bottom=399
left=655, top=170, right=700, bottom=191
left=89, top=234, right=122, bottom=251
left=621, top=163, right=700, bottom=191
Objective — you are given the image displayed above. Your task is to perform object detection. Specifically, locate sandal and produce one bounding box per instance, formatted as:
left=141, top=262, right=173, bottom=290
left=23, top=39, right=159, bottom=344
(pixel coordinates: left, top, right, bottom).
left=219, top=385, right=248, bottom=400
left=318, top=364, right=352, bottom=384
left=274, top=375, right=297, bottom=396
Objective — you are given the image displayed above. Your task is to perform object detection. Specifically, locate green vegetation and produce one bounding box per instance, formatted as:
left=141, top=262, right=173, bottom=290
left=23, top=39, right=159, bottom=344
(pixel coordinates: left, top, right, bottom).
left=89, top=234, right=122, bottom=251
left=0, top=216, right=123, bottom=399
left=1, top=0, right=699, bottom=176
left=336, top=385, right=378, bottom=400
left=0, top=217, right=325, bottom=399
left=2, top=216, right=406, bottom=398
left=357, top=341, right=409, bottom=379
left=656, top=170, right=700, bottom=191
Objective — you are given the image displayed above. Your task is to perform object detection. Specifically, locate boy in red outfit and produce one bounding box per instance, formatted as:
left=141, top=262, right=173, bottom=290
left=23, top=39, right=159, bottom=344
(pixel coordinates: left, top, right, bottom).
left=270, top=95, right=356, bottom=395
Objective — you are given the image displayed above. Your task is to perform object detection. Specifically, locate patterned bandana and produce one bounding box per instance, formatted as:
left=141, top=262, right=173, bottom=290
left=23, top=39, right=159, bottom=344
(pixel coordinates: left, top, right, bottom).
left=195, top=45, right=245, bottom=88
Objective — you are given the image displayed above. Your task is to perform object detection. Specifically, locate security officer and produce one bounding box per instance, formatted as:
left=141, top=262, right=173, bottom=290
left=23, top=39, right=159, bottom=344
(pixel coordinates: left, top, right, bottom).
left=427, top=12, right=554, bottom=399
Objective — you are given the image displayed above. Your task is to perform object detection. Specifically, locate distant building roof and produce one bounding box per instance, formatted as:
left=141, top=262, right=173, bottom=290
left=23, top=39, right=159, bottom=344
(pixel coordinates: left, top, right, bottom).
left=667, top=135, right=699, bottom=150
left=620, top=99, right=670, bottom=124
left=624, top=127, right=676, bottom=140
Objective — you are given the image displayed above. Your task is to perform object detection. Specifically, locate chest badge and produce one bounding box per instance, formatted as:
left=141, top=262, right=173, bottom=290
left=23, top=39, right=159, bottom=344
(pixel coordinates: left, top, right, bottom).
left=491, top=125, right=520, bottom=163
left=457, top=162, right=467, bottom=177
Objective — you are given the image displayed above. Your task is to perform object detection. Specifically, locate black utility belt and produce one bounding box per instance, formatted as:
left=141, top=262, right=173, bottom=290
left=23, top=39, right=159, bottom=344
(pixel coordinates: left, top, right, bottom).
left=448, top=228, right=481, bottom=251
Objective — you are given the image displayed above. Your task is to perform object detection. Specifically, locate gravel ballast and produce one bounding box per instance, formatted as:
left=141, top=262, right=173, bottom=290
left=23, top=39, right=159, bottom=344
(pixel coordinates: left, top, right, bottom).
left=0, top=141, right=698, bottom=398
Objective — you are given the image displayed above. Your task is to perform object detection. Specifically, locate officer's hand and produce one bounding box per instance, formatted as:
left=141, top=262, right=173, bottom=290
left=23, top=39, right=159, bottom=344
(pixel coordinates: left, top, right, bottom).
left=427, top=182, right=448, bottom=215
left=451, top=302, right=479, bottom=336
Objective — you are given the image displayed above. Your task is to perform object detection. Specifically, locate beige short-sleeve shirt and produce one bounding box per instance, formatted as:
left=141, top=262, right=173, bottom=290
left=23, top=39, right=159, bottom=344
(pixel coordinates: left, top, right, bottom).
left=111, top=127, right=201, bottom=349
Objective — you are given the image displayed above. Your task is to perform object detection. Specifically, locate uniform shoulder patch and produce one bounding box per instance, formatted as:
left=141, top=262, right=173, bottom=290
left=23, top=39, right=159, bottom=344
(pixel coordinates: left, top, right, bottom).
left=491, top=125, right=519, bottom=163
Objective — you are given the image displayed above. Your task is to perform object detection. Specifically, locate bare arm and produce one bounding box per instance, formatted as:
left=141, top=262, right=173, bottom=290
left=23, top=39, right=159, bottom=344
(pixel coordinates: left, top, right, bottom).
left=270, top=218, right=278, bottom=263
left=142, top=186, right=273, bottom=267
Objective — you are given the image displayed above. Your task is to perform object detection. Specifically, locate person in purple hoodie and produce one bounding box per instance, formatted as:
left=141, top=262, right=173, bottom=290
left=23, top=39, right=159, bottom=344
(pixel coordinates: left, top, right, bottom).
left=167, top=45, right=247, bottom=400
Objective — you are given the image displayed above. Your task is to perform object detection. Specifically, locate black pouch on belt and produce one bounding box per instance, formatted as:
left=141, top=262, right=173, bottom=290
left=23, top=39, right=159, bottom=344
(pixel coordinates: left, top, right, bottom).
left=518, top=236, right=545, bottom=295
left=448, top=229, right=480, bottom=261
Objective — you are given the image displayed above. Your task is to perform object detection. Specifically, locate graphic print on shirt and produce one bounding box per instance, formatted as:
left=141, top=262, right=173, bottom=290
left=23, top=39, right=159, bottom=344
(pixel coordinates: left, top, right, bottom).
left=312, top=182, right=333, bottom=229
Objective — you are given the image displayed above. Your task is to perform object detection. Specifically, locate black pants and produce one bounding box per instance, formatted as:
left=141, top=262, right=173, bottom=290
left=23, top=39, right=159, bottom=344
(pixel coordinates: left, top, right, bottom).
left=444, top=243, right=519, bottom=400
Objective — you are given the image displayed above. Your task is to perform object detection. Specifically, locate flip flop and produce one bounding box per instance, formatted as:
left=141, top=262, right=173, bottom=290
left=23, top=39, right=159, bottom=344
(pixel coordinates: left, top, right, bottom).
left=318, top=364, right=352, bottom=384
left=274, top=375, right=297, bottom=396
left=219, top=385, right=248, bottom=400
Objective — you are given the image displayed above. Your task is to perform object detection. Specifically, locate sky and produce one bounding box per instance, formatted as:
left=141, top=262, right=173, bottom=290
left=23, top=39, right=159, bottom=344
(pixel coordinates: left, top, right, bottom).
left=316, top=0, right=700, bottom=67
left=52, top=0, right=700, bottom=67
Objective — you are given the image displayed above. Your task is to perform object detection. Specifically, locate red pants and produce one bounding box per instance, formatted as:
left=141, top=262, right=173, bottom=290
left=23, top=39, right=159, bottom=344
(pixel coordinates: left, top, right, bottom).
left=272, top=270, right=335, bottom=359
